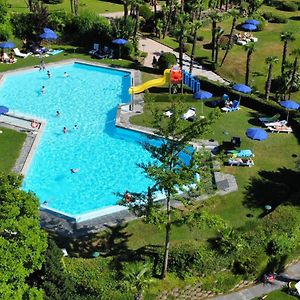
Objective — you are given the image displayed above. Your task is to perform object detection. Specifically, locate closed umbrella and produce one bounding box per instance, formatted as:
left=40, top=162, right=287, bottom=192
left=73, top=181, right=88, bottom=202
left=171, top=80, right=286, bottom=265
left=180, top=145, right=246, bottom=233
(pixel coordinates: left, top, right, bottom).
left=245, top=19, right=260, bottom=26
left=279, top=100, right=300, bottom=122
left=112, top=38, right=128, bottom=58
left=232, top=84, right=252, bottom=94
left=0, top=42, right=15, bottom=49
left=194, top=90, right=213, bottom=114
left=246, top=128, right=268, bottom=141
left=241, top=23, right=257, bottom=31
left=0, top=106, right=9, bottom=114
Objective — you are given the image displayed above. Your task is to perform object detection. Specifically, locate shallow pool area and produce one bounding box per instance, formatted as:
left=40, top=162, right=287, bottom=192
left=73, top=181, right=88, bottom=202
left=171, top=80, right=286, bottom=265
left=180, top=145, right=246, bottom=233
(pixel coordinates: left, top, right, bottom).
left=0, top=62, right=158, bottom=219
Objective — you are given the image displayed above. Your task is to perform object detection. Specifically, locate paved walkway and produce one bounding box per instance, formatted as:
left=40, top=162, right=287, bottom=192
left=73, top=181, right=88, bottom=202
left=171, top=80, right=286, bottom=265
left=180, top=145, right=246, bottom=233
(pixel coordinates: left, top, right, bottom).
left=138, top=35, right=229, bottom=84
left=212, top=262, right=300, bottom=300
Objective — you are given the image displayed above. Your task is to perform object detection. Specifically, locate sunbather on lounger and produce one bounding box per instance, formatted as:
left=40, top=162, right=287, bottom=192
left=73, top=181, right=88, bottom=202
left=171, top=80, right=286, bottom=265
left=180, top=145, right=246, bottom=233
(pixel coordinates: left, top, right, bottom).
left=267, top=125, right=293, bottom=133
left=228, top=157, right=254, bottom=167
left=181, top=107, right=196, bottom=121
left=264, top=120, right=287, bottom=127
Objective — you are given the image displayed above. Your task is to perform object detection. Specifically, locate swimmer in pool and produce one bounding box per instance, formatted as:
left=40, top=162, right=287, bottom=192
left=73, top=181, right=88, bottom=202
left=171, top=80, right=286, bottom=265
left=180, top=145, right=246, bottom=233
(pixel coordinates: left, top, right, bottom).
left=70, top=168, right=80, bottom=173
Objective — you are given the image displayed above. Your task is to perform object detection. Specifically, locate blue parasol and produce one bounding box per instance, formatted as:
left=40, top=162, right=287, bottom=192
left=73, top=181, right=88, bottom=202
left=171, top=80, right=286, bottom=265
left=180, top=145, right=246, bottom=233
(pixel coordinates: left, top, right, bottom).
left=194, top=90, right=213, bottom=114
left=246, top=128, right=268, bottom=141
left=0, top=105, right=9, bottom=114
left=112, top=38, right=128, bottom=58
left=0, top=42, right=15, bottom=49
left=241, top=23, right=257, bottom=31
left=112, top=38, right=128, bottom=45
left=279, top=100, right=300, bottom=121
left=232, top=84, right=252, bottom=94
left=40, top=31, right=58, bottom=40
left=245, top=19, right=260, bottom=26
left=43, top=27, right=54, bottom=33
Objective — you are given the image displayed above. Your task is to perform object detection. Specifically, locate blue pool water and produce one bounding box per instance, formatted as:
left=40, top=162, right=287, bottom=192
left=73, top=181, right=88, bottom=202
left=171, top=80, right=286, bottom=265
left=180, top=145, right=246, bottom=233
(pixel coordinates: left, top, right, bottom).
left=0, top=62, right=157, bottom=216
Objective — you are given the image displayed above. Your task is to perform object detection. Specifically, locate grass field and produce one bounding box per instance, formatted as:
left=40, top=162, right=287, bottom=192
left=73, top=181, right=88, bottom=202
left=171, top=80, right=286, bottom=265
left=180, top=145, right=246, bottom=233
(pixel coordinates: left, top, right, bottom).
left=8, top=0, right=123, bottom=13
left=252, top=289, right=298, bottom=299
left=0, top=127, right=26, bottom=173
left=159, top=4, right=300, bottom=102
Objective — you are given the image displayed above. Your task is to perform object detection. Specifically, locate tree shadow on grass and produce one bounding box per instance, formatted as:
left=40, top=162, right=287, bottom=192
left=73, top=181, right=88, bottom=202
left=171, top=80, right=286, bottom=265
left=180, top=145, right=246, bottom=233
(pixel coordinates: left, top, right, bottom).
left=243, top=167, right=300, bottom=210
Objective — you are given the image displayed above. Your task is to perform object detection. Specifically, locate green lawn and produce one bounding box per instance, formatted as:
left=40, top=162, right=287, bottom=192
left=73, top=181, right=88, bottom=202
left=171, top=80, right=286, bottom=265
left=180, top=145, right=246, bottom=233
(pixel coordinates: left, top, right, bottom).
left=0, top=127, right=26, bottom=173
left=8, top=0, right=123, bottom=13
left=158, top=4, right=300, bottom=102
left=252, top=290, right=299, bottom=299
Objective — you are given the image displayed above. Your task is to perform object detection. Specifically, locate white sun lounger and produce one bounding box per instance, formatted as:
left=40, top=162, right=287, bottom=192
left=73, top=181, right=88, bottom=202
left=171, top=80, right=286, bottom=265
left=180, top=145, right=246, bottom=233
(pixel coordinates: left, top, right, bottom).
left=181, top=107, right=196, bottom=121
left=267, top=125, right=293, bottom=134
left=13, top=48, right=31, bottom=58
left=89, top=43, right=99, bottom=55
left=264, top=120, right=287, bottom=127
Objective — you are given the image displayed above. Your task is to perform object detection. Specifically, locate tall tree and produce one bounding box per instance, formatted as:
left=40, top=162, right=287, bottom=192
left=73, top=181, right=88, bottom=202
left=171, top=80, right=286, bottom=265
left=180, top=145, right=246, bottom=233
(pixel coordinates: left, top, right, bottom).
left=244, top=42, right=256, bottom=86
left=162, top=0, right=174, bottom=38
left=0, top=173, right=47, bottom=299
left=121, top=97, right=216, bottom=278
left=265, top=56, right=278, bottom=101
left=280, top=32, right=295, bottom=76
left=70, top=0, right=79, bottom=16
left=221, top=8, right=239, bottom=66
left=209, top=11, right=222, bottom=62
left=214, top=26, right=224, bottom=65
left=189, top=19, right=202, bottom=73
left=288, top=48, right=300, bottom=99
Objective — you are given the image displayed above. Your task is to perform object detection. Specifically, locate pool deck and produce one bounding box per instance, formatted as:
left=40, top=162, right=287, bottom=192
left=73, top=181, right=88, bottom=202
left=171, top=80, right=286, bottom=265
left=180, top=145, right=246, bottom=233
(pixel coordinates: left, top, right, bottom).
left=0, top=59, right=237, bottom=237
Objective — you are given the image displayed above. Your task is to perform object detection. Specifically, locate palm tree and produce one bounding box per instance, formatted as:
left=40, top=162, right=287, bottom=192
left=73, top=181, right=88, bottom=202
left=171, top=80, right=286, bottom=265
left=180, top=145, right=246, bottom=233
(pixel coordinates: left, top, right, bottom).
left=163, top=0, right=174, bottom=38
left=280, top=32, right=295, bottom=76
left=122, top=0, right=130, bottom=23
left=70, top=0, right=79, bottom=16
left=265, top=56, right=279, bottom=101
left=209, top=11, right=222, bottom=62
left=221, top=9, right=240, bottom=66
left=189, top=20, right=202, bottom=73
left=244, top=42, right=256, bottom=86
left=288, top=48, right=300, bottom=98
left=122, top=262, right=152, bottom=300
left=214, top=26, right=224, bottom=65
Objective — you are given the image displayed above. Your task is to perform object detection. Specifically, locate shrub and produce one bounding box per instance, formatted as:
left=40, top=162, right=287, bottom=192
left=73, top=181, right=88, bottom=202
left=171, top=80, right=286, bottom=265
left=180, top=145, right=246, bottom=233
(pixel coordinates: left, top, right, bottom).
left=262, top=11, right=273, bottom=20
left=280, top=1, right=298, bottom=11
left=269, top=14, right=288, bottom=23
left=157, top=52, right=177, bottom=72
left=122, top=41, right=135, bottom=59
left=139, top=4, right=152, bottom=20
left=267, top=233, right=298, bottom=256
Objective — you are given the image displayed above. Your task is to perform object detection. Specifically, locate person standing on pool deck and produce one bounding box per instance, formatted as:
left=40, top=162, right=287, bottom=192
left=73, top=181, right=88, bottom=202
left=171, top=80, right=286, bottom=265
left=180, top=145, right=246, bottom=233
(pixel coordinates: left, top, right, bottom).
left=40, top=60, right=45, bottom=71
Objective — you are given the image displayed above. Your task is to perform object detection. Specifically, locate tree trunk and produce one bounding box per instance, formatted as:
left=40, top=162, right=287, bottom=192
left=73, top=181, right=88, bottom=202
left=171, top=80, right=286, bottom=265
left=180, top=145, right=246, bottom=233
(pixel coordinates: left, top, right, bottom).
left=153, top=0, right=157, bottom=36
left=70, top=0, right=74, bottom=15
left=161, top=194, right=171, bottom=278
left=245, top=51, right=252, bottom=86
left=215, top=38, right=220, bottom=65
left=124, top=0, right=128, bottom=23
left=133, top=6, right=140, bottom=39
left=282, top=41, right=287, bottom=76
left=221, top=17, right=236, bottom=66
left=74, top=0, right=79, bottom=16
left=163, top=0, right=173, bottom=38
left=288, top=57, right=298, bottom=99
left=189, top=27, right=198, bottom=73
left=265, top=64, right=273, bottom=101
left=211, top=20, right=216, bottom=61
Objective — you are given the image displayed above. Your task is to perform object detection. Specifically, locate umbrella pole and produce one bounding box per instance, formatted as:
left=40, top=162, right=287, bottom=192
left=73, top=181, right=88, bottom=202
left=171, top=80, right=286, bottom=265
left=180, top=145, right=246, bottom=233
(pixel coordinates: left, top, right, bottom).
left=287, top=110, right=289, bottom=123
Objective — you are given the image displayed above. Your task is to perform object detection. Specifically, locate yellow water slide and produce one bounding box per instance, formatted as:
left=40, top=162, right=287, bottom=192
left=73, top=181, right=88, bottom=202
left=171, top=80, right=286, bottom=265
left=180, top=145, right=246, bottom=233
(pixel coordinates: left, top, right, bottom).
left=129, top=69, right=171, bottom=94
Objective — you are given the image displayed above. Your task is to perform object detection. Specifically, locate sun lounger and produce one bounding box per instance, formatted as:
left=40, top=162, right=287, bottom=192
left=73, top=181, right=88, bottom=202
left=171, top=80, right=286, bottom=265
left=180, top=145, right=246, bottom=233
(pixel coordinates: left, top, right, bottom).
left=181, top=107, right=196, bottom=121
left=267, top=125, right=293, bottom=133
left=13, top=48, right=31, bottom=58
left=221, top=100, right=240, bottom=112
left=89, top=43, right=99, bottom=55
left=228, top=158, right=254, bottom=167
left=226, top=149, right=254, bottom=157
left=264, top=120, right=287, bottom=127
left=258, top=113, right=280, bottom=124
left=163, top=110, right=173, bottom=117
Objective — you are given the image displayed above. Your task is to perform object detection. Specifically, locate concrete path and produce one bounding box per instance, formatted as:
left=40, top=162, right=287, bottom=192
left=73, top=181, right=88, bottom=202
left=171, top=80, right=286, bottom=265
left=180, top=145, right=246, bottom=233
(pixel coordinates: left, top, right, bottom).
left=138, top=35, right=229, bottom=85
left=212, top=262, right=300, bottom=300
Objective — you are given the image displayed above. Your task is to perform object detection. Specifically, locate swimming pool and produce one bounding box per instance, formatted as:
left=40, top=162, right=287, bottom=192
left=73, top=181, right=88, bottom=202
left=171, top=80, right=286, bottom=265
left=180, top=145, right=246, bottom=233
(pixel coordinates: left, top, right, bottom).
left=0, top=62, right=159, bottom=220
